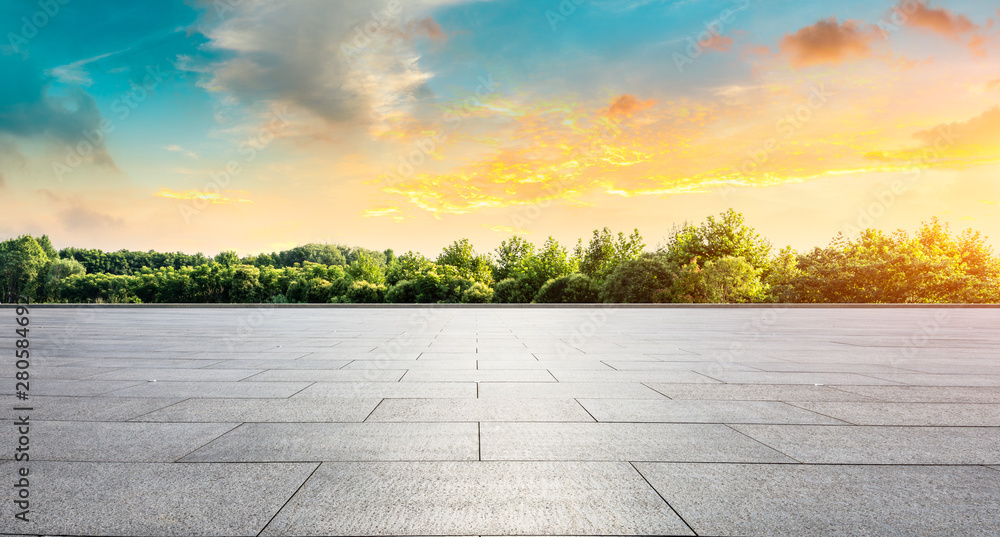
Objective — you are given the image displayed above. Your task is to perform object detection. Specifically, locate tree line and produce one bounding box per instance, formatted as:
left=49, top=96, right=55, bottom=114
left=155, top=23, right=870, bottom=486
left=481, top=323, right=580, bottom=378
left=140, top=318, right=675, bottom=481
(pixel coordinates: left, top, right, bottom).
left=2, top=210, right=998, bottom=304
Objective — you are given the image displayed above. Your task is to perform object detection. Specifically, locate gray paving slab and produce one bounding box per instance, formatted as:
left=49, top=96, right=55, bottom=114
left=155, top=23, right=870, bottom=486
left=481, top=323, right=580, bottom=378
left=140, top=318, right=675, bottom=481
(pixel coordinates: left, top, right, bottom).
left=737, top=362, right=914, bottom=373
left=0, top=378, right=144, bottom=396
left=789, top=402, right=1000, bottom=426
left=260, top=461, right=693, bottom=536
left=342, top=359, right=477, bottom=369
left=548, top=370, right=724, bottom=383
left=0, top=396, right=183, bottom=422
left=477, top=360, right=615, bottom=370
left=634, top=462, right=1000, bottom=537
left=204, top=359, right=352, bottom=369
left=181, top=422, right=479, bottom=462
left=400, top=369, right=556, bottom=382
left=294, top=381, right=477, bottom=398
left=481, top=422, right=794, bottom=462
left=367, top=398, right=595, bottom=422
left=825, top=385, right=1000, bottom=403
left=479, top=382, right=668, bottom=399
left=0, top=366, right=119, bottom=379
left=134, top=398, right=381, bottom=423
left=732, top=424, right=1000, bottom=464
left=646, top=382, right=878, bottom=401
left=53, top=358, right=222, bottom=369
left=696, top=371, right=904, bottom=385
left=0, top=461, right=318, bottom=537
left=86, top=368, right=263, bottom=382
left=243, top=369, right=406, bottom=382
left=861, top=373, right=1000, bottom=386
left=30, top=421, right=237, bottom=462
left=103, top=381, right=312, bottom=398
left=579, top=399, right=846, bottom=424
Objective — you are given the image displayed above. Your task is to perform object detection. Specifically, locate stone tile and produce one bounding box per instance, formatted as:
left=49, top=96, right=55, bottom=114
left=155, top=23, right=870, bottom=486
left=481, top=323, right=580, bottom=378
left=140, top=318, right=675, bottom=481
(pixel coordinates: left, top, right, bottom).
left=737, top=362, right=913, bottom=374
left=205, top=359, right=352, bottom=370
left=479, top=382, right=667, bottom=399
left=699, top=371, right=904, bottom=385
left=0, top=396, right=183, bottom=422
left=0, top=366, right=117, bottom=380
left=861, top=373, right=1000, bottom=387
left=732, top=424, right=1000, bottom=464
left=342, top=359, right=477, bottom=370
left=368, top=398, right=595, bottom=422
left=829, top=386, right=1000, bottom=403
left=579, top=399, right=845, bottom=424
left=0, top=461, right=317, bottom=537
left=477, top=360, right=614, bottom=370
left=294, top=381, right=476, bottom=398
left=634, top=462, right=1000, bottom=537
left=57, top=358, right=222, bottom=369
left=645, top=383, right=876, bottom=401
left=603, top=361, right=757, bottom=371
left=0, top=378, right=144, bottom=397
left=103, top=381, right=312, bottom=398
left=87, top=368, right=263, bottom=382
left=400, top=369, right=555, bottom=382
left=547, top=370, right=722, bottom=383
left=260, top=461, right=693, bottom=536
left=181, top=423, right=478, bottom=462
left=31, top=421, right=237, bottom=462
left=788, top=402, right=1000, bottom=426
left=244, top=369, right=406, bottom=382
left=481, top=422, right=793, bottom=462
left=134, top=398, right=381, bottom=423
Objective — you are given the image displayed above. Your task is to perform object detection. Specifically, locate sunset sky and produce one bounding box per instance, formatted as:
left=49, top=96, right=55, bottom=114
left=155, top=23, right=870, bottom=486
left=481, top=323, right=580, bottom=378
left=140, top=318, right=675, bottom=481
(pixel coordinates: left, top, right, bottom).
left=1, top=0, right=999, bottom=256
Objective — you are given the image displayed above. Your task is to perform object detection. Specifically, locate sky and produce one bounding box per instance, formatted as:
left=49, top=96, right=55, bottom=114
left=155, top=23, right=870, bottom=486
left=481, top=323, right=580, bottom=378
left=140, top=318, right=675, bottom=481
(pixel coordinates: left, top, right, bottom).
left=1, top=0, right=998, bottom=256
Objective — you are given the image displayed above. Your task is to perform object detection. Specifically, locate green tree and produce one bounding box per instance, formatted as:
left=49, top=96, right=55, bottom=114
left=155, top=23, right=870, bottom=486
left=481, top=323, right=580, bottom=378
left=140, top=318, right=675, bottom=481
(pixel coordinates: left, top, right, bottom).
left=228, top=265, right=262, bottom=302
left=493, top=236, right=535, bottom=282
left=509, top=237, right=577, bottom=298
left=601, top=253, right=677, bottom=303
left=437, top=239, right=494, bottom=285
left=662, top=209, right=772, bottom=273
left=533, top=273, right=601, bottom=303
left=575, top=228, right=645, bottom=283
left=492, top=277, right=536, bottom=303
left=43, top=258, right=86, bottom=302
left=0, top=236, right=51, bottom=302
left=345, top=280, right=387, bottom=303
left=348, top=251, right=386, bottom=284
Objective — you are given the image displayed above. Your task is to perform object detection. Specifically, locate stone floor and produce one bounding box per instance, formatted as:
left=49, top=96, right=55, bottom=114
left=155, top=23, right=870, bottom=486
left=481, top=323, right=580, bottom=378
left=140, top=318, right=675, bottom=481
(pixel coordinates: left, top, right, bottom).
left=2, top=306, right=999, bottom=536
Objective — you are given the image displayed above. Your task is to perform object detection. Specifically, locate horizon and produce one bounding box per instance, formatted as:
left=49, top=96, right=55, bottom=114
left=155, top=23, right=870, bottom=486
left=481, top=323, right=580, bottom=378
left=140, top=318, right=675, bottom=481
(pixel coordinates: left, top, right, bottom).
left=2, top=0, right=999, bottom=256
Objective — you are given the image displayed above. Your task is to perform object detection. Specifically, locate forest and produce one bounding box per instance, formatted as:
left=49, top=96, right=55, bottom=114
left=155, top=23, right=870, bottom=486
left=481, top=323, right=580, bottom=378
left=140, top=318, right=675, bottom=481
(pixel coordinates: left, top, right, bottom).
left=2, top=210, right=998, bottom=304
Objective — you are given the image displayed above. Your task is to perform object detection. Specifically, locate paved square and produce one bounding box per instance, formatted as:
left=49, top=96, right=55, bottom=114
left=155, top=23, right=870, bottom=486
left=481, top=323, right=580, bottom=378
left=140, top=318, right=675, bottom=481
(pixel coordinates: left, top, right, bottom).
left=1, top=306, right=999, bottom=536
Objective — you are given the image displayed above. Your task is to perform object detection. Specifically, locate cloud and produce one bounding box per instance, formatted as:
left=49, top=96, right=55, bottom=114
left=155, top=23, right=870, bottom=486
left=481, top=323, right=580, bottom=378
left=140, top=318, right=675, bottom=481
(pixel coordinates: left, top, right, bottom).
left=155, top=188, right=253, bottom=204
left=779, top=18, right=877, bottom=68
left=603, top=94, right=656, bottom=118
left=904, top=2, right=977, bottom=39
left=194, top=0, right=453, bottom=132
left=0, top=173, right=5, bottom=189
left=865, top=107, right=1000, bottom=169
left=702, top=34, right=733, bottom=52
left=988, top=78, right=1000, bottom=91
left=163, top=144, right=199, bottom=159
left=58, top=204, right=126, bottom=230
left=0, top=56, right=116, bottom=168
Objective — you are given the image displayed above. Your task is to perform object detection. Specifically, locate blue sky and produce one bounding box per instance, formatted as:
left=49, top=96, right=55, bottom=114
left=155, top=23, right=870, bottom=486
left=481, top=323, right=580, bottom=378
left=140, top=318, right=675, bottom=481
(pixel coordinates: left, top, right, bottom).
left=2, top=0, right=998, bottom=255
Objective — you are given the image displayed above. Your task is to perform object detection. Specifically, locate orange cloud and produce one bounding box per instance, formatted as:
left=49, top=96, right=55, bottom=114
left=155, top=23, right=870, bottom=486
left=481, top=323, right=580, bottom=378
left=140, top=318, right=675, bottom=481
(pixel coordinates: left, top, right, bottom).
left=779, top=18, right=877, bottom=68
left=866, top=107, right=1000, bottom=169
left=403, top=17, right=447, bottom=41
left=155, top=189, right=254, bottom=205
left=603, top=95, right=656, bottom=118
left=703, top=35, right=734, bottom=52
left=905, top=3, right=977, bottom=39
